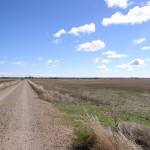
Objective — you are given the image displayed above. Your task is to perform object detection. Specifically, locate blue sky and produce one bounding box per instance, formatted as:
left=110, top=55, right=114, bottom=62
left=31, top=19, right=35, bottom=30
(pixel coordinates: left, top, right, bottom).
left=0, top=0, right=150, bottom=77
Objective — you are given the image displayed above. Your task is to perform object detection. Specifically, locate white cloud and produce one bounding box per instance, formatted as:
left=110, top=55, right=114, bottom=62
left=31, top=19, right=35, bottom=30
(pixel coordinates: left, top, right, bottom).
left=133, top=38, right=146, bottom=44
left=102, top=5, right=150, bottom=26
left=0, top=61, right=5, bottom=64
left=102, top=51, right=116, bottom=55
left=97, top=65, right=108, bottom=71
left=68, top=23, right=95, bottom=36
left=47, top=59, right=59, bottom=64
left=93, top=58, right=111, bottom=63
left=52, top=39, right=60, bottom=44
left=104, top=0, right=128, bottom=8
left=128, top=59, right=146, bottom=66
left=108, top=54, right=127, bottom=58
left=12, top=61, right=24, bottom=65
left=103, top=51, right=127, bottom=58
left=146, top=58, right=150, bottom=61
left=94, top=58, right=101, bottom=63
left=54, top=29, right=66, bottom=38
left=117, top=64, right=133, bottom=70
left=147, top=1, right=150, bottom=5
left=102, top=59, right=112, bottom=63
left=47, top=59, right=60, bottom=66
left=38, top=57, right=43, bottom=61
left=77, top=40, right=105, bottom=52
left=117, top=58, right=147, bottom=70
left=141, top=46, right=150, bottom=50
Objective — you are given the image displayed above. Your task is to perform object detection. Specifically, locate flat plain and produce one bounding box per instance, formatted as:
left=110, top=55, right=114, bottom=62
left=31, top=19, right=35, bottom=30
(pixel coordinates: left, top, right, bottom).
left=31, top=78, right=150, bottom=113
left=30, top=78, right=150, bottom=149
left=0, top=79, right=15, bottom=83
left=0, top=78, right=150, bottom=150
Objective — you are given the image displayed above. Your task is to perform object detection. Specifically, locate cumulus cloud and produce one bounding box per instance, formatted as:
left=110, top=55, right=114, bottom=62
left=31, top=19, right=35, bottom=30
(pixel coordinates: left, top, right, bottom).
left=0, top=61, right=5, bottom=64
left=133, top=38, right=146, bottom=44
left=103, top=51, right=127, bottom=58
left=102, top=59, right=112, bottom=63
left=77, top=40, right=105, bottom=52
left=102, top=5, right=150, bottom=26
left=47, top=59, right=60, bottom=67
left=147, top=1, right=150, bottom=5
left=108, top=54, right=127, bottom=58
left=146, top=58, right=150, bottom=61
left=52, top=39, right=60, bottom=44
left=53, top=29, right=66, bottom=38
left=104, top=0, right=128, bottom=8
left=141, top=46, right=150, bottom=50
left=102, top=51, right=116, bottom=55
left=117, top=58, right=147, bottom=70
left=53, top=23, right=95, bottom=39
left=47, top=59, right=59, bottom=64
left=129, top=59, right=145, bottom=66
left=94, top=58, right=101, bottom=63
left=68, top=23, right=95, bottom=36
left=97, top=65, right=108, bottom=71
left=94, top=58, right=111, bottom=63
left=38, top=57, right=43, bottom=61
left=12, top=61, right=24, bottom=65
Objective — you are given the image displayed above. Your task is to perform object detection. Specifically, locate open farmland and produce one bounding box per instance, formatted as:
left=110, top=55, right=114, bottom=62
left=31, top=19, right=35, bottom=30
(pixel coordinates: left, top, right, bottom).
left=0, top=79, right=21, bottom=91
left=0, top=79, right=15, bottom=84
left=30, top=78, right=150, bottom=149
left=31, top=78, right=150, bottom=92
left=31, top=78, right=150, bottom=113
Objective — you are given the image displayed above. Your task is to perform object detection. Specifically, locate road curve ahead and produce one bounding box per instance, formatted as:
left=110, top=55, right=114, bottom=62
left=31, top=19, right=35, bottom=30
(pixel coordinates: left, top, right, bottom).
left=0, top=80, right=72, bottom=150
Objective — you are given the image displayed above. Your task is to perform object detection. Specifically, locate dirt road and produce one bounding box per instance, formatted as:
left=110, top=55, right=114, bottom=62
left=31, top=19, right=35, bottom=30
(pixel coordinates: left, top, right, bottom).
left=0, top=80, right=73, bottom=150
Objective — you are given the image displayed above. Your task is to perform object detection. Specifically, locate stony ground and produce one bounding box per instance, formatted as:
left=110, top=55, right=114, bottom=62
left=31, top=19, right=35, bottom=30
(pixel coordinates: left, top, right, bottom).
left=0, top=80, right=73, bottom=150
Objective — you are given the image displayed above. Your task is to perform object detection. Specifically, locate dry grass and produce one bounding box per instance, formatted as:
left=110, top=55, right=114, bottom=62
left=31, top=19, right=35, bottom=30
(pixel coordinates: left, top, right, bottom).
left=0, top=80, right=20, bottom=91
left=80, top=114, right=150, bottom=150
left=84, top=115, right=146, bottom=150
left=28, top=80, right=75, bottom=103
left=0, top=79, right=14, bottom=84
left=118, top=122, right=150, bottom=150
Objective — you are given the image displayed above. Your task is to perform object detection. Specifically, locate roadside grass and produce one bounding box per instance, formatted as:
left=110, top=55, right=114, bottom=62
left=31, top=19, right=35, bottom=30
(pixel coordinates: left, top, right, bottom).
left=0, top=79, right=14, bottom=84
left=86, top=116, right=144, bottom=150
left=54, top=102, right=150, bottom=148
left=0, top=80, right=20, bottom=91
left=54, top=102, right=150, bottom=125
left=29, top=79, right=150, bottom=150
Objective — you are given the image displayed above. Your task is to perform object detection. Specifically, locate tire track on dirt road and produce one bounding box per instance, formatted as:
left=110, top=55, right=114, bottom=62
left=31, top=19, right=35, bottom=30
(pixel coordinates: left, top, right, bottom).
left=0, top=80, right=73, bottom=150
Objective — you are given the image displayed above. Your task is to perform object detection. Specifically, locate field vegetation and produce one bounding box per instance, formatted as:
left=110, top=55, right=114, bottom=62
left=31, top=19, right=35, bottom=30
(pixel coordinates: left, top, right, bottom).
left=29, top=78, right=150, bottom=150
left=0, top=79, right=20, bottom=91
left=0, top=79, right=15, bottom=84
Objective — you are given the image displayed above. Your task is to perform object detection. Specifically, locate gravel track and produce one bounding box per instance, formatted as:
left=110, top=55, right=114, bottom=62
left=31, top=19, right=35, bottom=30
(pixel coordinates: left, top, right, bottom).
left=0, top=80, right=73, bottom=150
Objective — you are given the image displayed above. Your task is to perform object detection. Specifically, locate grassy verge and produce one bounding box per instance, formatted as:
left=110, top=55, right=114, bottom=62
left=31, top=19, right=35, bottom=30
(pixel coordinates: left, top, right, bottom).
left=0, top=80, right=20, bottom=91
left=54, top=102, right=150, bottom=148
